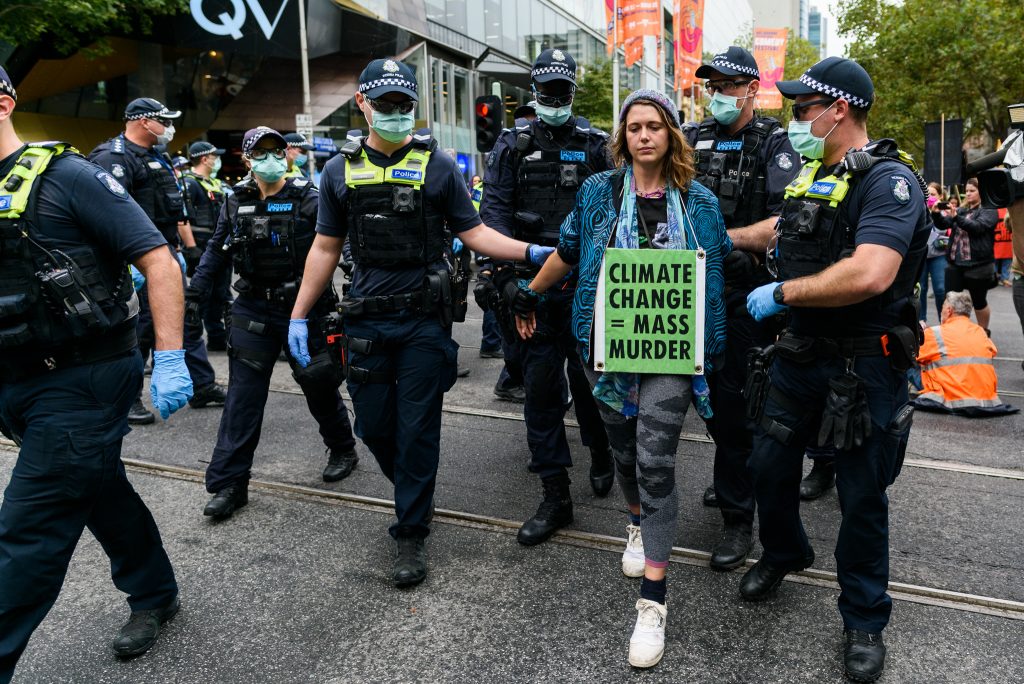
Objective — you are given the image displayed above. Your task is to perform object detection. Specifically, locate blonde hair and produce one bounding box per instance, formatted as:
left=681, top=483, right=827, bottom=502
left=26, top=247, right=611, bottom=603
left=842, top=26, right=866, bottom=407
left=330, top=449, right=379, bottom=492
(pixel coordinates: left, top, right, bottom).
left=611, top=100, right=696, bottom=191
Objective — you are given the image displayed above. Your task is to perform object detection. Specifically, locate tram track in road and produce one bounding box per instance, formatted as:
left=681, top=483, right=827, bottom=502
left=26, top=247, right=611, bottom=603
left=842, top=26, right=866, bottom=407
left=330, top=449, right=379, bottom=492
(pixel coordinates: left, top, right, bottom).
left=2, top=439, right=1017, bottom=624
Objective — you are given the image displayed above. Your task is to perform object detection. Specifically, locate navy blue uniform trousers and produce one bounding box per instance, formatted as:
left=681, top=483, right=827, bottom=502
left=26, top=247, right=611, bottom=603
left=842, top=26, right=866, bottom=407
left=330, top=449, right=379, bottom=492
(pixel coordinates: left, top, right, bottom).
left=204, top=296, right=355, bottom=493
left=200, top=263, right=233, bottom=346
left=344, top=312, right=458, bottom=539
left=500, top=289, right=609, bottom=479
left=749, top=354, right=910, bottom=633
left=0, top=352, right=178, bottom=682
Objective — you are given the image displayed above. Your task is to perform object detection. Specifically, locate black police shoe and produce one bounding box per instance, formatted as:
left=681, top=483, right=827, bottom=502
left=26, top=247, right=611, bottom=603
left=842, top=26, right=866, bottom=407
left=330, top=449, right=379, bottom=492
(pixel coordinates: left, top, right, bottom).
left=393, top=536, right=427, bottom=588
left=206, top=338, right=227, bottom=352
left=479, top=348, right=504, bottom=359
left=710, top=521, right=753, bottom=571
left=203, top=484, right=248, bottom=519
left=739, top=560, right=792, bottom=601
left=111, top=595, right=180, bottom=658
left=128, top=399, right=155, bottom=425
left=844, top=630, right=886, bottom=683
left=702, top=486, right=719, bottom=507
left=493, top=384, right=526, bottom=403
left=322, top=447, right=358, bottom=482
left=189, top=382, right=227, bottom=408
left=517, top=473, right=573, bottom=546
left=800, top=460, right=836, bottom=500
left=589, top=446, right=614, bottom=497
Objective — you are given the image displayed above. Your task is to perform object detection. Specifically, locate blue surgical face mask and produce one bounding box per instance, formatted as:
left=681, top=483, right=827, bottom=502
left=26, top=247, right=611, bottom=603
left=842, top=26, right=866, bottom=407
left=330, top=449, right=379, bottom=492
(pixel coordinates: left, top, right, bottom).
left=293, top=153, right=307, bottom=168
left=787, top=100, right=839, bottom=160
left=251, top=155, right=287, bottom=183
left=536, top=103, right=572, bottom=127
left=370, top=110, right=416, bottom=143
left=210, top=156, right=222, bottom=176
left=708, top=88, right=750, bottom=126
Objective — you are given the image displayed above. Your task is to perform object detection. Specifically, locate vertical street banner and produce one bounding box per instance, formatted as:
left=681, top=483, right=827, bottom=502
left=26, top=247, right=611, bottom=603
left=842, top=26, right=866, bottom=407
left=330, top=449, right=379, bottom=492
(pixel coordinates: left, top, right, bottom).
left=593, top=248, right=706, bottom=375
left=753, top=28, right=788, bottom=110
left=625, top=37, right=644, bottom=67
left=605, top=0, right=623, bottom=55
left=673, top=0, right=704, bottom=92
left=622, top=0, right=661, bottom=41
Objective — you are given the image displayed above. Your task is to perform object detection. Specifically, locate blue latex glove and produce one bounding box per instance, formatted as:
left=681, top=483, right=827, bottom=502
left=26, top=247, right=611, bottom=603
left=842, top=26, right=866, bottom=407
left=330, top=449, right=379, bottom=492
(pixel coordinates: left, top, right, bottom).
left=129, top=265, right=146, bottom=291
left=288, top=319, right=311, bottom=368
left=526, top=243, right=555, bottom=266
left=452, top=237, right=464, bottom=255
left=176, top=251, right=187, bottom=273
left=747, top=282, right=787, bottom=321
left=150, top=349, right=193, bottom=419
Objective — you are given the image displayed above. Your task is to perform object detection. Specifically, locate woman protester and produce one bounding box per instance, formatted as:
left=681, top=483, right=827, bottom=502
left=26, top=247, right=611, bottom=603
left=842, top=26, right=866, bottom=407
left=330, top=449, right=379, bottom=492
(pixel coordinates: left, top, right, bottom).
left=934, top=178, right=999, bottom=333
left=514, top=90, right=730, bottom=668
left=920, top=182, right=948, bottom=321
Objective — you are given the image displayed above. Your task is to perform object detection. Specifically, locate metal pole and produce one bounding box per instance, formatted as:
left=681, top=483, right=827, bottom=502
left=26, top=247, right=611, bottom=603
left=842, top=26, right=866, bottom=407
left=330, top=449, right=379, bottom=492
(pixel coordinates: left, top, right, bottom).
left=940, top=112, right=945, bottom=191
left=613, top=0, right=620, bottom=126
left=658, top=0, right=666, bottom=93
left=298, top=0, right=314, bottom=171
left=689, top=84, right=695, bottom=122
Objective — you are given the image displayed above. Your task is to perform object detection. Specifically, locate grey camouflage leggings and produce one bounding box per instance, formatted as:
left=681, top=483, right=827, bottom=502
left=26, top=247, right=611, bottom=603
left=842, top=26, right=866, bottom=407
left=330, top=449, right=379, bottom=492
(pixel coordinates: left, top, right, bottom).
left=583, top=364, right=692, bottom=565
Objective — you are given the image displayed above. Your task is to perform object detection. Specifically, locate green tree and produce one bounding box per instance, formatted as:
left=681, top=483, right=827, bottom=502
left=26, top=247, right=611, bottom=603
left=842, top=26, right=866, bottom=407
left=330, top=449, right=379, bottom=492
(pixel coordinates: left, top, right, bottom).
left=836, top=0, right=1024, bottom=158
left=0, top=0, right=189, bottom=56
left=574, top=59, right=630, bottom=133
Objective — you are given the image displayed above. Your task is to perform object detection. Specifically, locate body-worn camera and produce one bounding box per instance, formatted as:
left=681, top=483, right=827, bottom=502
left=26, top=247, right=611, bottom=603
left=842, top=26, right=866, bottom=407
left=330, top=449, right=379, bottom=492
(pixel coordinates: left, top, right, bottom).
left=967, top=104, right=1024, bottom=208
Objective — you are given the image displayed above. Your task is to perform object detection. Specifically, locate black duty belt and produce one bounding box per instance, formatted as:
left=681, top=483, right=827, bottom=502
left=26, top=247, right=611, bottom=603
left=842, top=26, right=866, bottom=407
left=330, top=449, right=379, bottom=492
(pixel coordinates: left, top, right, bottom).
left=0, top=324, right=138, bottom=383
left=236, top=278, right=299, bottom=303
left=775, top=331, right=885, bottom=363
left=338, top=289, right=435, bottom=317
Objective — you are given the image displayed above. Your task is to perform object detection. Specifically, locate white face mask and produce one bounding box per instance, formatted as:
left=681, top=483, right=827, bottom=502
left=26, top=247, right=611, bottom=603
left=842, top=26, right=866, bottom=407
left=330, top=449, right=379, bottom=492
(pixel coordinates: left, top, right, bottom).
left=147, top=121, right=175, bottom=146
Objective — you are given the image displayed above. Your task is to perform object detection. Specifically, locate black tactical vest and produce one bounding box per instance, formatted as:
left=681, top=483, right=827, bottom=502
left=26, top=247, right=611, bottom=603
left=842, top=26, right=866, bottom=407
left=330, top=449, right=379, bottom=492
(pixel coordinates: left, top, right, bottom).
left=512, top=117, right=599, bottom=246
left=692, top=116, right=779, bottom=228
left=182, top=171, right=226, bottom=241
left=341, top=131, right=447, bottom=268
left=0, top=144, right=137, bottom=354
left=104, top=135, right=184, bottom=227
left=226, top=178, right=315, bottom=287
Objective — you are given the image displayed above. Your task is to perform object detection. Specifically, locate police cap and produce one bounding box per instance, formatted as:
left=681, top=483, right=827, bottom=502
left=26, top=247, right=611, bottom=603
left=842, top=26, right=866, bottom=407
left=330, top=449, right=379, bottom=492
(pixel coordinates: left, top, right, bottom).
left=531, top=49, right=576, bottom=86
left=242, top=126, right=288, bottom=156
left=775, top=57, right=874, bottom=110
left=695, top=46, right=760, bottom=80
left=124, top=97, right=182, bottom=121
left=189, top=141, right=225, bottom=159
left=284, top=132, right=314, bottom=151
left=358, top=59, right=418, bottom=102
left=0, top=65, right=16, bottom=101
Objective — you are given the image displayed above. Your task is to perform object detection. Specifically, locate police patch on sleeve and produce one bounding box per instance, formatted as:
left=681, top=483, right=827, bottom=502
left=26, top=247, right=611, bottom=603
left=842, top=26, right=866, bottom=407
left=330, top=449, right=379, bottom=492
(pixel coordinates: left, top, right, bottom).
left=890, top=175, right=911, bottom=204
left=95, top=171, right=128, bottom=198
left=111, top=163, right=125, bottom=178
left=487, top=149, right=497, bottom=168
left=775, top=152, right=793, bottom=171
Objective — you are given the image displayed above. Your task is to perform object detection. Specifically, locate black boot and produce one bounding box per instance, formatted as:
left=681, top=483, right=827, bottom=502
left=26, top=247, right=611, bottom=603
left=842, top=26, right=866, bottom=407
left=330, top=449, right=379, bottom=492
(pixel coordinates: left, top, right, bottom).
left=111, top=595, right=180, bottom=658
left=709, top=519, right=753, bottom=571
left=588, top=446, right=614, bottom=497
left=517, top=472, right=573, bottom=546
left=702, top=485, right=718, bottom=507
left=322, top=447, right=358, bottom=482
left=800, top=459, right=836, bottom=500
left=189, top=382, right=227, bottom=408
left=203, top=484, right=248, bottom=519
left=128, top=399, right=155, bottom=425
left=393, top=536, right=427, bottom=588
left=843, top=630, right=886, bottom=683
left=739, top=560, right=791, bottom=601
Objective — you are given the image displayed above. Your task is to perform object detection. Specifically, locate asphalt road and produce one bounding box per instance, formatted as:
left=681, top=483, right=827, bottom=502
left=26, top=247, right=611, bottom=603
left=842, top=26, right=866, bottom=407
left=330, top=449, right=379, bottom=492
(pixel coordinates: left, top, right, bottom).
left=3, top=278, right=1022, bottom=683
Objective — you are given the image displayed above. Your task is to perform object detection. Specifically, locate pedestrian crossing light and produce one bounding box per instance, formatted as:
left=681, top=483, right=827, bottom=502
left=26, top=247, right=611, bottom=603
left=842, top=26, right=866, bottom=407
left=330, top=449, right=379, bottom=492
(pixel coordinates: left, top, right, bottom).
left=475, top=95, right=503, bottom=153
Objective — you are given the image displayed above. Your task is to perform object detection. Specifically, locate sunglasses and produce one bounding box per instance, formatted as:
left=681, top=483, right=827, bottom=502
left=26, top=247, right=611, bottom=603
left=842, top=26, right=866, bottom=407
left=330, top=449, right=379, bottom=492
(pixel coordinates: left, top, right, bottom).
left=704, top=79, right=752, bottom=95
left=147, top=117, right=173, bottom=127
left=368, top=98, right=415, bottom=115
left=533, top=91, right=574, bottom=108
left=791, top=98, right=837, bottom=120
left=248, top=148, right=286, bottom=161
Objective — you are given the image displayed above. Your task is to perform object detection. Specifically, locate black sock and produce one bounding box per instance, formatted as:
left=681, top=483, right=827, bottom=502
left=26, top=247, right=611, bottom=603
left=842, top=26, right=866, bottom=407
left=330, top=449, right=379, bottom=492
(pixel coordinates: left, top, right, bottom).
left=640, top=577, right=667, bottom=605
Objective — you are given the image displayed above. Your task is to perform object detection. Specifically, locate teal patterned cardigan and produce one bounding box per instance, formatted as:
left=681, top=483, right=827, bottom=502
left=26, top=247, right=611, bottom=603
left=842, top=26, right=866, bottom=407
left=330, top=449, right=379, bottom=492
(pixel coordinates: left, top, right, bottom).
left=555, top=170, right=732, bottom=372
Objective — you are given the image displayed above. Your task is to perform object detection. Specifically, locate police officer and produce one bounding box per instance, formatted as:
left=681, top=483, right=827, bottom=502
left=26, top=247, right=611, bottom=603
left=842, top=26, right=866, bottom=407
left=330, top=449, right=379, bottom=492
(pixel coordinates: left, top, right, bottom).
left=480, top=48, right=614, bottom=546
left=0, top=67, right=188, bottom=681
left=742, top=58, right=929, bottom=683
left=287, top=58, right=554, bottom=587
left=186, top=127, right=358, bottom=519
left=284, top=132, right=314, bottom=182
left=684, top=46, right=802, bottom=570
left=89, top=98, right=226, bottom=423
left=182, top=141, right=231, bottom=350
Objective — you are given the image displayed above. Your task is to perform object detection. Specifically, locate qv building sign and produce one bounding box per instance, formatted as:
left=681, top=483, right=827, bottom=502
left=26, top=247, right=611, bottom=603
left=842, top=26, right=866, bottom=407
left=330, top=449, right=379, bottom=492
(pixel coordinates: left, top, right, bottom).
left=190, top=0, right=292, bottom=41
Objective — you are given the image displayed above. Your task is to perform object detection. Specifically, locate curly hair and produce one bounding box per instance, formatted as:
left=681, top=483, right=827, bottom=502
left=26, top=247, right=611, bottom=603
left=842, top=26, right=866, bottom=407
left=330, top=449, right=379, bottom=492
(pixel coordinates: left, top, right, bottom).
left=610, top=99, right=696, bottom=191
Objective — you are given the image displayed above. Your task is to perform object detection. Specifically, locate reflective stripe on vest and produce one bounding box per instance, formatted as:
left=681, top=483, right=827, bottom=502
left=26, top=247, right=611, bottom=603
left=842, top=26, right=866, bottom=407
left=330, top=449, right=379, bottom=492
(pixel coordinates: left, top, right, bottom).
left=344, top=146, right=431, bottom=188
left=918, top=318, right=1000, bottom=409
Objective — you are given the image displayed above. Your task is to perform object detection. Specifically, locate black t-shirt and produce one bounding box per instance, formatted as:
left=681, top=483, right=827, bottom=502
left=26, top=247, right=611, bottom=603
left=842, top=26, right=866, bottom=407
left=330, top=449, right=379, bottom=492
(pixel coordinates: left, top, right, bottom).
left=1, top=144, right=167, bottom=262
left=788, top=157, right=929, bottom=337
left=636, top=196, right=668, bottom=249
left=317, top=139, right=480, bottom=297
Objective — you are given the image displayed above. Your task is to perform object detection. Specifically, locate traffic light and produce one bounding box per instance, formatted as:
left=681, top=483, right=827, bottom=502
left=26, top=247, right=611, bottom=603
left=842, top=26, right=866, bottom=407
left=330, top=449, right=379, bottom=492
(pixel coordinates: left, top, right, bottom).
left=475, top=95, right=504, bottom=152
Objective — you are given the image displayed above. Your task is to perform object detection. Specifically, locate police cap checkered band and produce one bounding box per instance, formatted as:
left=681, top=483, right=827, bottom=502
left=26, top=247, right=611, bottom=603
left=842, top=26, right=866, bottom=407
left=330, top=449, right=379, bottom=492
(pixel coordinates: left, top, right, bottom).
left=0, top=66, right=16, bottom=101
left=695, top=46, right=759, bottom=80
left=711, top=58, right=758, bottom=77
left=532, top=48, right=577, bottom=84
left=359, top=76, right=417, bottom=95
left=242, top=126, right=287, bottom=156
left=797, top=73, right=872, bottom=108
left=124, top=97, right=182, bottom=121
left=775, top=57, right=874, bottom=109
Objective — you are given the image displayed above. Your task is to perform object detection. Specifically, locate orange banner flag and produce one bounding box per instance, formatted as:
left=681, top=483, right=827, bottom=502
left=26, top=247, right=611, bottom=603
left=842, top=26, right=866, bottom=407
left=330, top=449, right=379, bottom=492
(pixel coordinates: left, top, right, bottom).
left=753, top=28, right=788, bottom=110
left=624, top=37, right=644, bottom=68
left=622, top=0, right=660, bottom=41
left=673, top=0, right=704, bottom=91
left=605, top=0, right=624, bottom=55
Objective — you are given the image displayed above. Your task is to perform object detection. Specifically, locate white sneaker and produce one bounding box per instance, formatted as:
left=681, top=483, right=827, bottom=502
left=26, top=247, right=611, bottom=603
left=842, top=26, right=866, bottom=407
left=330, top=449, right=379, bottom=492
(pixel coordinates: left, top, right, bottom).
left=628, top=598, right=667, bottom=668
left=622, top=524, right=645, bottom=577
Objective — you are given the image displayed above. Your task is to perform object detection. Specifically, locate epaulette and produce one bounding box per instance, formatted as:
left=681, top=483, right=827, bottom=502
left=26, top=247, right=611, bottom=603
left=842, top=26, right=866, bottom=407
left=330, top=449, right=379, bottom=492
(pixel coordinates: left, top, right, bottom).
left=110, top=137, right=125, bottom=154
left=412, top=128, right=435, bottom=151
